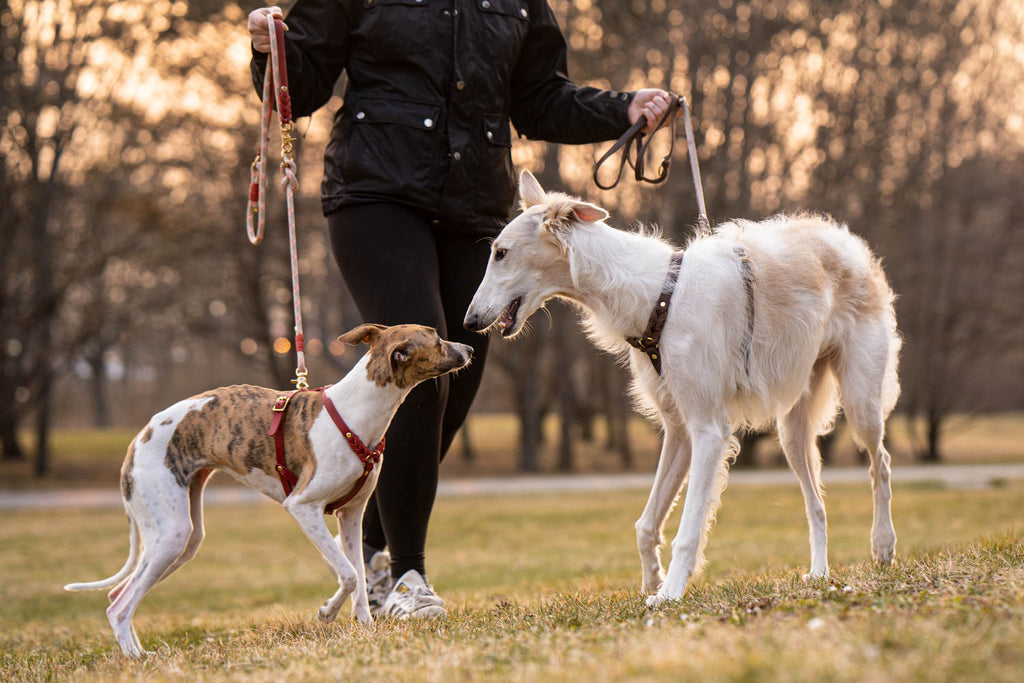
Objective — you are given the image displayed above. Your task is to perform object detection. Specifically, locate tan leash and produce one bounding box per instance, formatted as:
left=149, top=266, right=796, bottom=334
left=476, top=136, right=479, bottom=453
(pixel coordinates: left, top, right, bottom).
left=246, top=15, right=309, bottom=391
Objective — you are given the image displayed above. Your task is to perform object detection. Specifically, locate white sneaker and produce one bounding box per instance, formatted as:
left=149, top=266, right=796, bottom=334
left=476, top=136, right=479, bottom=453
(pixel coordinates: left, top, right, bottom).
left=365, top=549, right=392, bottom=618
left=380, top=570, right=447, bottom=620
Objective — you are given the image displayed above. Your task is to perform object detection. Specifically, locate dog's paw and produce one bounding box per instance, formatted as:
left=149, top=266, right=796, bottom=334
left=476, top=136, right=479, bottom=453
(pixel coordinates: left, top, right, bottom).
left=872, top=550, right=896, bottom=568
left=871, top=541, right=896, bottom=565
left=317, top=604, right=338, bottom=624
left=801, top=567, right=829, bottom=582
left=645, top=585, right=682, bottom=610
left=645, top=593, right=666, bottom=610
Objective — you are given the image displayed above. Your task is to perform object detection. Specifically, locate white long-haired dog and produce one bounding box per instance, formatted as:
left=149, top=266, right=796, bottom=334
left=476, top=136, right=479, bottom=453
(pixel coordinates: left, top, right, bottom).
left=465, top=170, right=901, bottom=607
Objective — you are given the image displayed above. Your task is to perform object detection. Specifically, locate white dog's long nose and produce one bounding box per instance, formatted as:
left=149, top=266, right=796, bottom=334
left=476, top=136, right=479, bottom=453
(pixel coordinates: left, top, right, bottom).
left=464, top=309, right=485, bottom=332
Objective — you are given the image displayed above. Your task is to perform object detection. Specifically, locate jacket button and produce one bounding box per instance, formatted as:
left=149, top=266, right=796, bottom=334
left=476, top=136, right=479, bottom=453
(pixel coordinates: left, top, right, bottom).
left=520, top=8, right=528, bottom=17
left=481, top=0, right=490, bottom=7
left=453, top=152, right=462, bottom=161
left=456, top=81, right=465, bottom=90
left=423, top=118, right=434, bottom=128
left=486, top=131, right=494, bottom=141
left=356, top=111, right=365, bottom=120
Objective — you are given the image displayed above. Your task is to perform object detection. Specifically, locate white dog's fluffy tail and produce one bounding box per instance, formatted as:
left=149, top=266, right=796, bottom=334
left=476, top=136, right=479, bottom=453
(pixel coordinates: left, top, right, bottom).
left=63, top=512, right=140, bottom=591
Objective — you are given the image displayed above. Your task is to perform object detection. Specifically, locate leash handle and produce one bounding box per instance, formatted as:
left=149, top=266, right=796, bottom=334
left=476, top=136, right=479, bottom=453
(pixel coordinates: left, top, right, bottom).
left=245, top=16, right=309, bottom=389
left=592, top=94, right=711, bottom=231
left=593, top=95, right=679, bottom=190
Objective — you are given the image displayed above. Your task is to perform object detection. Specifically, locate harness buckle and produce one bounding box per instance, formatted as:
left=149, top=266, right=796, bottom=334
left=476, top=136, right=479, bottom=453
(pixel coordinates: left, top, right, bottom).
left=272, top=394, right=292, bottom=412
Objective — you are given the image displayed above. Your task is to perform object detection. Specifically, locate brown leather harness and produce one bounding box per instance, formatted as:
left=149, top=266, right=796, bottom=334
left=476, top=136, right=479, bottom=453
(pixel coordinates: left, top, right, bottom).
left=268, top=387, right=385, bottom=515
left=625, top=251, right=685, bottom=374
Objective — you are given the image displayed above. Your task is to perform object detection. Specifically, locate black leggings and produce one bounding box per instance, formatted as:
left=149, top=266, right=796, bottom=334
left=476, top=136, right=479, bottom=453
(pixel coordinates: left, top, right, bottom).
left=328, top=203, right=492, bottom=578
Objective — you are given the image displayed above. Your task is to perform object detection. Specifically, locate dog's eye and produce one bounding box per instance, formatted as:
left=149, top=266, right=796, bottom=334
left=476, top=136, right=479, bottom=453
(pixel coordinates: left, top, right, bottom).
left=494, top=248, right=508, bottom=262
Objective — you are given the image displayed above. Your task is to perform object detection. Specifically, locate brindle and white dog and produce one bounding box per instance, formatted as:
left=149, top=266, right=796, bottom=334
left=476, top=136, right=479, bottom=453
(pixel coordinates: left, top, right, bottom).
left=465, top=171, right=901, bottom=608
left=66, top=323, right=472, bottom=657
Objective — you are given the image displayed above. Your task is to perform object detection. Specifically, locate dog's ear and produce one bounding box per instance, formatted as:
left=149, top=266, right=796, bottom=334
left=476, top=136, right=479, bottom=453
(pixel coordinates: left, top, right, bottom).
left=389, top=346, right=409, bottom=375
left=519, top=169, right=546, bottom=208
left=570, top=201, right=609, bottom=224
left=542, top=198, right=609, bottom=237
left=337, top=323, right=387, bottom=347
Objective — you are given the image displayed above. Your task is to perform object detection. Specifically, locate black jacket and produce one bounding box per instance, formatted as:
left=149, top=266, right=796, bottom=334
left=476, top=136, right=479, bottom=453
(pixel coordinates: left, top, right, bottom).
left=251, top=0, right=634, bottom=236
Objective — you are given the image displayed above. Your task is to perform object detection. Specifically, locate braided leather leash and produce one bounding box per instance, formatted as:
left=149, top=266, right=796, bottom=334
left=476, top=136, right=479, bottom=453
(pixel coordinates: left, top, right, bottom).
left=246, top=15, right=308, bottom=390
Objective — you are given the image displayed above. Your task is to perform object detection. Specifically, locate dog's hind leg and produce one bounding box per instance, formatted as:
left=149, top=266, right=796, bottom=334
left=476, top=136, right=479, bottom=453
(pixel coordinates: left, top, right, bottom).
left=835, top=320, right=899, bottom=565
left=106, top=483, right=193, bottom=657
left=157, top=468, right=214, bottom=584
left=778, top=358, right=840, bottom=579
left=285, top=501, right=358, bottom=623
left=649, top=418, right=732, bottom=608
left=636, top=421, right=691, bottom=595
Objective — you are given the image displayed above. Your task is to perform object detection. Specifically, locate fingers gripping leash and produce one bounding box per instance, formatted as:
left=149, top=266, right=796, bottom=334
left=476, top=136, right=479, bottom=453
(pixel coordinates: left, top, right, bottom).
left=246, top=15, right=309, bottom=389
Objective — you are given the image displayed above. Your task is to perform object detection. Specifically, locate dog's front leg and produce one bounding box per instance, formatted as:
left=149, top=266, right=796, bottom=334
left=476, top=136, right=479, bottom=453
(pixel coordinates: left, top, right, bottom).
left=335, top=502, right=373, bottom=624
left=285, top=501, right=359, bottom=623
left=636, top=422, right=691, bottom=595
left=648, top=420, right=731, bottom=609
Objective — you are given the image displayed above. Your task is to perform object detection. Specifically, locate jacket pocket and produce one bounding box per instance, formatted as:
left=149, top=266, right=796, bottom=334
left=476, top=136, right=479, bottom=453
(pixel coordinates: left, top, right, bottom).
left=339, top=97, right=445, bottom=204
left=476, top=0, right=528, bottom=20
left=351, top=97, right=440, bottom=130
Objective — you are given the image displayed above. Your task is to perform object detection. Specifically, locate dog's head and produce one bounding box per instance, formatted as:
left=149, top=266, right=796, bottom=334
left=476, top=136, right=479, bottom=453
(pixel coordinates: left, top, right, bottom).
left=464, top=170, right=609, bottom=338
left=337, top=323, right=473, bottom=389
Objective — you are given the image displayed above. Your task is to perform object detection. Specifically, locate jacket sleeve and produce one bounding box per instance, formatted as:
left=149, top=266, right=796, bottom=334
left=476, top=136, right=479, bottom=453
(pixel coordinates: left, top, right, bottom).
left=250, top=0, right=351, bottom=118
left=509, top=1, right=633, bottom=144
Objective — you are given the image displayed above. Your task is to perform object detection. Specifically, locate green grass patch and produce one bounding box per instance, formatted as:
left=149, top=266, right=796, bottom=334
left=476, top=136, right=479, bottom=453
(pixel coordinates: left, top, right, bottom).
left=4, top=412, right=1023, bottom=491
left=1, top=482, right=1022, bottom=681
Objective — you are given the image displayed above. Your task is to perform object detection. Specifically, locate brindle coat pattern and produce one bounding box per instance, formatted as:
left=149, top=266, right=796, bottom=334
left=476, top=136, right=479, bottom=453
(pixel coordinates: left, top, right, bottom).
left=154, top=324, right=463, bottom=493
left=162, top=385, right=323, bottom=492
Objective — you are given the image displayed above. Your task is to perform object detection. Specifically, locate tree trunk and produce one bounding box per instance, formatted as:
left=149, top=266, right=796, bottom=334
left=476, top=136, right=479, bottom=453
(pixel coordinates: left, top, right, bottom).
left=734, top=429, right=769, bottom=468
left=89, top=349, right=110, bottom=428
left=817, top=428, right=837, bottom=466
left=514, top=336, right=544, bottom=472
left=459, top=421, right=475, bottom=464
left=554, top=307, right=575, bottom=472
left=0, top=396, right=24, bottom=461
left=33, top=364, right=52, bottom=477
left=607, top=364, right=633, bottom=468
left=922, top=409, right=942, bottom=462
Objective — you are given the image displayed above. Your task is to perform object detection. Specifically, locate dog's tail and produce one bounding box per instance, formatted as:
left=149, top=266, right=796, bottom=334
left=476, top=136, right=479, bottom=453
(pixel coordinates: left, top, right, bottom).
left=63, top=510, right=140, bottom=592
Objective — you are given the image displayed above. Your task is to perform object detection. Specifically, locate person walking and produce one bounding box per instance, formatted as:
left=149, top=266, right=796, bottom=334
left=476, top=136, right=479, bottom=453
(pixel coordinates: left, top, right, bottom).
left=248, top=0, right=674, bottom=619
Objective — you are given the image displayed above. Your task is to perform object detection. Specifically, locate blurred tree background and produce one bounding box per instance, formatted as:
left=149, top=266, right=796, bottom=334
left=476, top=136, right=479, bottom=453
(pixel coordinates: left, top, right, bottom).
left=2, top=0, right=1022, bottom=476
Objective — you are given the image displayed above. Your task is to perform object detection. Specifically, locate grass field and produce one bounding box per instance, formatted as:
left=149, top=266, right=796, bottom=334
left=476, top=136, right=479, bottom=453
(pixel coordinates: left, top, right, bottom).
left=1, top=481, right=1021, bottom=681
left=3, top=412, right=1023, bottom=490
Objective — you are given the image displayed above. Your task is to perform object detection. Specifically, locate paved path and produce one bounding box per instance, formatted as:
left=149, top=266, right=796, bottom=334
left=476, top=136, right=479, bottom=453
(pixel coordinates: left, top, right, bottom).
left=2, top=463, right=1022, bottom=511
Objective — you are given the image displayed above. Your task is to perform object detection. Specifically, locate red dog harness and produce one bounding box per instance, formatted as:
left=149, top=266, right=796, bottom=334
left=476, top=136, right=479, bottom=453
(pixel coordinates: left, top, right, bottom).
left=268, top=388, right=385, bottom=514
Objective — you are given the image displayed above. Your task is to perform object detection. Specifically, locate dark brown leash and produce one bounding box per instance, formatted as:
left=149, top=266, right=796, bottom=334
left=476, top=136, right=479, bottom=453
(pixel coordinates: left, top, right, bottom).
left=594, top=95, right=710, bottom=232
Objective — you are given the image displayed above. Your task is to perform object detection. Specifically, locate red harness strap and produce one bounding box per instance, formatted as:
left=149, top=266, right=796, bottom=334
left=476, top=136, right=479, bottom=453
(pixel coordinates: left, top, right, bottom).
left=321, top=393, right=385, bottom=514
left=268, top=390, right=301, bottom=495
left=267, top=388, right=385, bottom=514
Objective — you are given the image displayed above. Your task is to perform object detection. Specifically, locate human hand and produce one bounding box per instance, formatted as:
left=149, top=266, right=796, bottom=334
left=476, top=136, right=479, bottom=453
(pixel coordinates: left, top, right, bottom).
left=248, top=6, right=287, bottom=54
left=628, top=89, right=680, bottom=134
